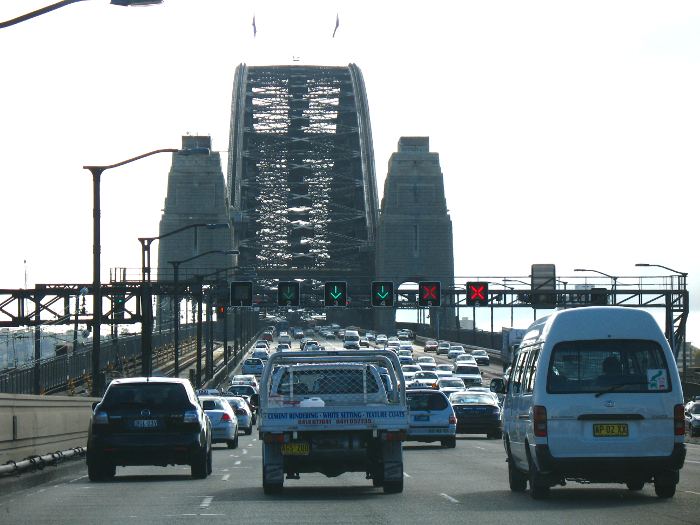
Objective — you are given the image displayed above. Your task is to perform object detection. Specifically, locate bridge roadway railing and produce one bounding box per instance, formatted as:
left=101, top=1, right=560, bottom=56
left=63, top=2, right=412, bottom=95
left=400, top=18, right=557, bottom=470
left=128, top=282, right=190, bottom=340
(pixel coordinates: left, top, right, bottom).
left=0, top=325, right=196, bottom=395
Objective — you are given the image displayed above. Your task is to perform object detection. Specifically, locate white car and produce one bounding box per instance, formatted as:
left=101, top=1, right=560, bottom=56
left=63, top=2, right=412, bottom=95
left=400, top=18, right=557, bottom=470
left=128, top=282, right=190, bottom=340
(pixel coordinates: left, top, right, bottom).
left=447, top=346, right=466, bottom=360
left=416, top=356, right=436, bottom=366
left=376, top=334, right=388, bottom=345
left=399, top=343, right=414, bottom=353
left=409, top=371, right=440, bottom=389
left=437, top=377, right=466, bottom=396
left=453, top=364, right=482, bottom=387
left=435, top=369, right=453, bottom=379
left=199, top=396, right=239, bottom=449
left=455, top=354, right=477, bottom=365
left=401, top=364, right=421, bottom=382
left=397, top=349, right=413, bottom=358
left=232, top=374, right=260, bottom=388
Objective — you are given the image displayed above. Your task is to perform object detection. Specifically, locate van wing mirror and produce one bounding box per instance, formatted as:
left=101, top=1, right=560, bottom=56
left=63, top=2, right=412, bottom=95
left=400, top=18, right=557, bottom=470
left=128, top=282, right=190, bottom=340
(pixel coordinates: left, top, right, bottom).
left=490, top=378, right=505, bottom=394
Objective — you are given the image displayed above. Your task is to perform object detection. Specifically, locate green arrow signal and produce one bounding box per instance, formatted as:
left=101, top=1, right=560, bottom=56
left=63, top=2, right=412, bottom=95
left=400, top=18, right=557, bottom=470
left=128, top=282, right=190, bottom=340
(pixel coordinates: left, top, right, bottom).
left=283, top=287, right=295, bottom=300
left=330, top=286, right=343, bottom=300
left=377, top=286, right=389, bottom=300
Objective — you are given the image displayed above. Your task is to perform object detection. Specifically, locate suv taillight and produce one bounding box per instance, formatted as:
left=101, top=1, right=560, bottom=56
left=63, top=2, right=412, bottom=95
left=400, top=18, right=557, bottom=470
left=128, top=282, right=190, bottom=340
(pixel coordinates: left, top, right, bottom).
left=449, top=415, right=457, bottom=425
left=183, top=410, right=199, bottom=424
left=93, top=411, right=109, bottom=425
left=221, top=413, right=232, bottom=422
left=533, top=405, right=547, bottom=437
left=674, top=404, right=685, bottom=436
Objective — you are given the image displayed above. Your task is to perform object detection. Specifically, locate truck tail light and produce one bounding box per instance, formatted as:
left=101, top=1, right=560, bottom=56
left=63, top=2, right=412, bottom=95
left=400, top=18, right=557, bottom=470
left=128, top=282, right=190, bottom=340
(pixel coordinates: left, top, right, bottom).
left=674, top=404, right=685, bottom=436
left=383, top=430, right=406, bottom=441
left=533, top=405, right=547, bottom=437
left=264, top=433, right=285, bottom=443
left=449, top=415, right=457, bottom=425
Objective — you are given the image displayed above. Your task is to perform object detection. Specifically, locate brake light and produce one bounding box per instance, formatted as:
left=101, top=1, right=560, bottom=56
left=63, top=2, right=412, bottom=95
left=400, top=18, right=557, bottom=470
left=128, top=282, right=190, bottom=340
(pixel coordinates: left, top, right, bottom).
left=383, top=430, right=406, bottom=441
left=674, top=404, right=685, bottom=436
left=264, top=433, right=285, bottom=443
left=93, top=411, right=109, bottom=425
left=221, top=413, right=232, bottom=422
left=183, top=410, right=199, bottom=423
left=449, top=415, right=457, bottom=425
left=533, top=405, right=547, bottom=437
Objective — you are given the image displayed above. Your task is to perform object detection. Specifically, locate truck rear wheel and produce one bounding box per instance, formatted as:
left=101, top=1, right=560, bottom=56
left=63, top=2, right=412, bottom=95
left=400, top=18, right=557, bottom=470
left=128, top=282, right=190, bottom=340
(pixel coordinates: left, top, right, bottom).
left=383, top=479, right=403, bottom=494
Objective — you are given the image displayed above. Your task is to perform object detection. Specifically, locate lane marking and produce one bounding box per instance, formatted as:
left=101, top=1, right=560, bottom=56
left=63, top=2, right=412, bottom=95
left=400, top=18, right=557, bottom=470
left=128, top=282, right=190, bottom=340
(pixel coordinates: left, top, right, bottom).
left=200, top=496, right=213, bottom=508
left=473, top=446, right=485, bottom=451
left=253, top=438, right=258, bottom=442
left=685, top=460, right=700, bottom=464
left=247, top=444, right=253, bottom=447
left=69, top=475, right=87, bottom=483
left=242, top=449, right=248, bottom=455
left=222, top=468, right=230, bottom=472
left=222, top=474, right=230, bottom=481
left=404, top=472, right=411, bottom=478
left=200, top=514, right=225, bottom=517
left=235, top=460, right=242, bottom=466
left=440, top=493, right=460, bottom=504
left=684, top=491, right=700, bottom=496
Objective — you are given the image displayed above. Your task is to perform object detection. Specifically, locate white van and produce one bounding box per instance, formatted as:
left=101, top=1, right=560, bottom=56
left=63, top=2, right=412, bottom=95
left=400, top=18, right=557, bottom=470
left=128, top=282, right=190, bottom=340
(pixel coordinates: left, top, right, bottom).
left=343, top=330, right=360, bottom=350
left=491, top=307, right=685, bottom=499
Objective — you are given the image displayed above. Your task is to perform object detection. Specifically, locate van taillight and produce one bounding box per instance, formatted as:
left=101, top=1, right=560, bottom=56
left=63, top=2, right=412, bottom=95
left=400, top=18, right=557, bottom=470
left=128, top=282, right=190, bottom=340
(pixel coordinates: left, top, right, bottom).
left=533, top=405, right=547, bottom=437
left=674, top=404, right=685, bottom=436
left=220, top=413, right=232, bottom=422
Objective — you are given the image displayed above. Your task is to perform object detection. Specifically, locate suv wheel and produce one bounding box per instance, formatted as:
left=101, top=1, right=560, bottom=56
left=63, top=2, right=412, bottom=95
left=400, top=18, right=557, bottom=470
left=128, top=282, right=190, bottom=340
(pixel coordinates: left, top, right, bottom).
left=441, top=437, right=456, bottom=448
left=191, top=448, right=208, bottom=479
left=88, top=458, right=115, bottom=482
left=383, top=479, right=403, bottom=494
left=654, top=473, right=677, bottom=498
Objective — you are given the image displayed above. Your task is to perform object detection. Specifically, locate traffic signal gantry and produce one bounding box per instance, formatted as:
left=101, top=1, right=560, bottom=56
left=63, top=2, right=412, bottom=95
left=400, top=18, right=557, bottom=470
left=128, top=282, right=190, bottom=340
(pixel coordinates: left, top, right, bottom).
left=277, top=281, right=300, bottom=307
left=466, top=281, right=489, bottom=306
left=418, top=281, right=441, bottom=307
left=371, top=281, right=394, bottom=307
left=324, top=281, right=348, bottom=307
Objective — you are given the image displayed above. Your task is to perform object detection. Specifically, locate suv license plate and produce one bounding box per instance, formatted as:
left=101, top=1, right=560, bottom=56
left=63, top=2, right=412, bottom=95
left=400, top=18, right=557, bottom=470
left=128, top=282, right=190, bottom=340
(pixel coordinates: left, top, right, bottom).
left=133, top=419, right=159, bottom=429
left=593, top=423, right=628, bottom=437
left=281, top=442, right=310, bottom=456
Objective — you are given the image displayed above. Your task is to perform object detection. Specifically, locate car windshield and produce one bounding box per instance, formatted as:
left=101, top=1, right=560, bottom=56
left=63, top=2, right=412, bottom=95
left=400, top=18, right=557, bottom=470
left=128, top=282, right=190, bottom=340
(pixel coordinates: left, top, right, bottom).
left=228, top=386, right=254, bottom=396
left=101, top=383, right=191, bottom=410
left=244, top=359, right=263, bottom=366
left=450, top=393, right=494, bottom=405
left=439, top=379, right=465, bottom=388
left=436, top=365, right=453, bottom=371
left=547, top=339, right=671, bottom=394
left=456, top=366, right=480, bottom=375
left=472, top=350, right=487, bottom=356
left=402, top=365, right=420, bottom=372
left=415, top=372, right=438, bottom=380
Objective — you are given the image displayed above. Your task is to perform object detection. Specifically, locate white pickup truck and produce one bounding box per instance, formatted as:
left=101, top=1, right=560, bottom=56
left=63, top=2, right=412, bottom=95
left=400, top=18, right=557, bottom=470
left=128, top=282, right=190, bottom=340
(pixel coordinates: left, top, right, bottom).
left=258, top=350, right=408, bottom=494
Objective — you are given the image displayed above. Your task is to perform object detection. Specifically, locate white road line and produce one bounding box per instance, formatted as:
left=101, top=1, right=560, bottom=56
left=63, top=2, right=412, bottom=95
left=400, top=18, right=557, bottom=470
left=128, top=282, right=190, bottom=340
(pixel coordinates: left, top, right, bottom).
left=473, top=446, right=485, bottom=450
left=222, top=474, right=230, bottom=481
left=440, top=493, right=460, bottom=504
left=235, top=460, right=242, bottom=466
left=221, top=468, right=230, bottom=472
left=684, top=460, right=700, bottom=464
left=200, top=514, right=225, bottom=517
left=69, top=475, right=87, bottom=483
left=253, top=438, right=258, bottom=442
left=684, top=490, right=700, bottom=496
left=403, top=472, right=411, bottom=478
left=242, top=449, right=248, bottom=455
left=200, top=496, right=213, bottom=508
left=247, top=443, right=253, bottom=447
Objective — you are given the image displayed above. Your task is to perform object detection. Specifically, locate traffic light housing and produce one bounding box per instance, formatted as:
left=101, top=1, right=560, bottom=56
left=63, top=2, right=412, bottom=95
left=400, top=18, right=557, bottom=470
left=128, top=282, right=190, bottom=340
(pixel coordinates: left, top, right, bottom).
left=277, top=281, right=300, bottom=307
left=324, top=281, right=347, bottom=307
left=371, top=281, right=394, bottom=307
left=230, top=281, right=253, bottom=307
left=418, top=281, right=441, bottom=307
left=466, top=282, right=489, bottom=306
left=113, top=292, right=126, bottom=319
left=590, top=287, right=608, bottom=306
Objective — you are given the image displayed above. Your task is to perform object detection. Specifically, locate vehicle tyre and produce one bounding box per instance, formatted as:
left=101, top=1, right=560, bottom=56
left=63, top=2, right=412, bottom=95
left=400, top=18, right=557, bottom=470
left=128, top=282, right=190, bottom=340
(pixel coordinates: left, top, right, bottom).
left=233, top=433, right=239, bottom=448
left=372, top=467, right=384, bottom=487
left=227, top=439, right=237, bottom=449
left=191, top=448, right=208, bottom=479
left=88, top=458, right=113, bottom=482
left=508, top=461, right=527, bottom=492
left=654, top=480, right=676, bottom=498
left=383, top=479, right=403, bottom=494
left=527, top=455, right=550, bottom=499
left=263, top=482, right=283, bottom=495
left=626, top=480, right=644, bottom=491
left=491, top=430, right=503, bottom=440
left=245, top=427, right=253, bottom=436
left=441, top=437, right=456, bottom=448
left=207, top=447, right=212, bottom=475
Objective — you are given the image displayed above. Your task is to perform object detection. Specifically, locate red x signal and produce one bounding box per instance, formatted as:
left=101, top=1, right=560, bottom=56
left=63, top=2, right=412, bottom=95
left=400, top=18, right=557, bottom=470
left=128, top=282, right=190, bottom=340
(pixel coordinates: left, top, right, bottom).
left=422, top=285, right=438, bottom=300
left=469, top=284, right=486, bottom=301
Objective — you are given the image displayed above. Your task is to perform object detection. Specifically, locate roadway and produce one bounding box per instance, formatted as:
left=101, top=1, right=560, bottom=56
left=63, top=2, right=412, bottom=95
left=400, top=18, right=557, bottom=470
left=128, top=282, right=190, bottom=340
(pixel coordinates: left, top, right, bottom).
left=1, top=335, right=698, bottom=524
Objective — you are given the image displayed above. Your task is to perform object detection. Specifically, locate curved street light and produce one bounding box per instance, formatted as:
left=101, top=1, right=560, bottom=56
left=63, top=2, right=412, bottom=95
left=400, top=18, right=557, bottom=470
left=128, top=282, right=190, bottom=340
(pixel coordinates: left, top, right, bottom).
left=1, top=0, right=163, bottom=30
left=169, top=250, right=238, bottom=381
left=86, top=147, right=178, bottom=396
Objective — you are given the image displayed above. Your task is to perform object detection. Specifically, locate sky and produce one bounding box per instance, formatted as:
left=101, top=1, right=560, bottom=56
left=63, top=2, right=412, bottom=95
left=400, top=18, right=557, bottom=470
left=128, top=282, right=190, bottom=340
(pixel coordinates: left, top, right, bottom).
left=1, top=0, right=699, bottom=343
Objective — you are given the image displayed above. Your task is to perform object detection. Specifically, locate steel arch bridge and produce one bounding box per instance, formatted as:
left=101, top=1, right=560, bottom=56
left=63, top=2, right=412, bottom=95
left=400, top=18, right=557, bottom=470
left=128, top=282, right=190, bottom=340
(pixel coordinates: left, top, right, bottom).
left=227, top=64, right=379, bottom=309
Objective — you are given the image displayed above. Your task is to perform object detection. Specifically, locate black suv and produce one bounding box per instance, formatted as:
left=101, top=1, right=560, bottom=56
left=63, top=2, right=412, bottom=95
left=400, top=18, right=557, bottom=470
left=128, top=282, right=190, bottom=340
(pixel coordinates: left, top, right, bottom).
left=87, top=377, right=212, bottom=481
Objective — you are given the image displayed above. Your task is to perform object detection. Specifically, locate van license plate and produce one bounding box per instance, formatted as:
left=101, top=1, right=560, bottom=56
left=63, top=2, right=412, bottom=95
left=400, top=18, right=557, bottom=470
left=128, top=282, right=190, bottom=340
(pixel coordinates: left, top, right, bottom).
left=133, top=419, right=159, bottom=429
left=281, top=442, right=310, bottom=456
left=593, top=423, right=628, bottom=437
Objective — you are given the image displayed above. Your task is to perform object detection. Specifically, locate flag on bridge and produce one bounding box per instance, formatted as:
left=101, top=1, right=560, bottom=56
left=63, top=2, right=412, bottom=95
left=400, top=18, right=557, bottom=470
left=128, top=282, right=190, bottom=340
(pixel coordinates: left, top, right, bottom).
left=332, top=14, right=339, bottom=38
left=252, top=15, right=257, bottom=38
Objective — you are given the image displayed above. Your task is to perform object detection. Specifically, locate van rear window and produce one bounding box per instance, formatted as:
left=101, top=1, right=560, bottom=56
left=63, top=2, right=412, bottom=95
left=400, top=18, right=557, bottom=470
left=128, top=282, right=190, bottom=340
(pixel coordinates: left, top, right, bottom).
left=547, top=339, right=671, bottom=394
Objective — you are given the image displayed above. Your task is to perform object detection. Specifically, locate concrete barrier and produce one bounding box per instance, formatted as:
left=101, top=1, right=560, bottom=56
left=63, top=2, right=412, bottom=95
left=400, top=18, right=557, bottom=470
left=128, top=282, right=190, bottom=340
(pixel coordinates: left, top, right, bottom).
left=0, top=393, right=98, bottom=465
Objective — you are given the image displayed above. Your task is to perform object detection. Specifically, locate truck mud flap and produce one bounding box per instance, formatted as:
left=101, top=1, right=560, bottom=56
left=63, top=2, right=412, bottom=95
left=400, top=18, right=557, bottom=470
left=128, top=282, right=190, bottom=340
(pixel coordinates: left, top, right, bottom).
left=382, top=441, right=403, bottom=481
left=263, top=443, right=284, bottom=483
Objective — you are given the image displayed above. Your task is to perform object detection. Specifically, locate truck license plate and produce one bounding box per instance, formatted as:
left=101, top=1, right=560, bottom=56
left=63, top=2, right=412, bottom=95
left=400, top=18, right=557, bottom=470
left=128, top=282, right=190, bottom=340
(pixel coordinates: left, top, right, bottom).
left=593, top=423, right=628, bottom=437
left=281, top=442, right=310, bottom=456
left=133, top=419, right=159, bottom=429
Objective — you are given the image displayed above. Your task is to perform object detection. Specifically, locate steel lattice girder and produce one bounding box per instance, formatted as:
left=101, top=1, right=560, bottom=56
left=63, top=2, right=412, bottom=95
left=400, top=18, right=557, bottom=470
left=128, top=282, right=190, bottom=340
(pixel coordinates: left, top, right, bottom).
left=227, top=64, right=379, bottom=278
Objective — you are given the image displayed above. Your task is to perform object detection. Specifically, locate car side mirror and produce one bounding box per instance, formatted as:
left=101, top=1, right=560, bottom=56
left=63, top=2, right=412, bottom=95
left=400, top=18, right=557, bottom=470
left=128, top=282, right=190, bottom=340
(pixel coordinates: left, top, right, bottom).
left=490, top=378, right=505, bottom=394
left=91, top=401, right=99, bottom=411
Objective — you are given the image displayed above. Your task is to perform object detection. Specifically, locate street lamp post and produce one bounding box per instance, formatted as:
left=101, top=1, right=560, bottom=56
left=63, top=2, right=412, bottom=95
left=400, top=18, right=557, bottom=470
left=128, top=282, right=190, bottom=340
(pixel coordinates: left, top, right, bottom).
left=1, top=1, right=163, bottom=30
left=169, top=250, right=237, bottom=381
left=85, top=148, right=177, bottom=396
left=636, top=263, right=689, bottom=384
left=574, top=268, right=618, bottom=306
left=504, top=278, right=536, bottom=321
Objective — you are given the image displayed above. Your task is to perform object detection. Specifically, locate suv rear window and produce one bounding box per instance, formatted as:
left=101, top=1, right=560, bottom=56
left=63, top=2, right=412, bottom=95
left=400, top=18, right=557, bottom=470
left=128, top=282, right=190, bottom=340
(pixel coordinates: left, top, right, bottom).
left=407, top=392, right=448, bottom=411
left=547, top=339, right=671, bottom=394
left=102, top=383, right=191, bottom=409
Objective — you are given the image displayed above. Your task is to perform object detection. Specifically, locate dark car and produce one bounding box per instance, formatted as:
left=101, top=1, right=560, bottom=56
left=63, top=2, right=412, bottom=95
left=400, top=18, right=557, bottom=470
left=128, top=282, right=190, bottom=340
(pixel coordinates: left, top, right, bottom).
left=424, top=340, right=439, bottom=353
left=471, top=349, right=491, bottom=366
left=449, top=391, right=502, bottom=439
left=86, top=377, right=212, bottom=481
left=227, top=383, right=260, bottom=415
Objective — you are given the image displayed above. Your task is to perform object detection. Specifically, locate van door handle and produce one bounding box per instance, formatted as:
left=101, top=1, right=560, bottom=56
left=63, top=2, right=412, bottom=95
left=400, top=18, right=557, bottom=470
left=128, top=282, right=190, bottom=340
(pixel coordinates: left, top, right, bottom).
left=517, top=414, right=531, bottom=420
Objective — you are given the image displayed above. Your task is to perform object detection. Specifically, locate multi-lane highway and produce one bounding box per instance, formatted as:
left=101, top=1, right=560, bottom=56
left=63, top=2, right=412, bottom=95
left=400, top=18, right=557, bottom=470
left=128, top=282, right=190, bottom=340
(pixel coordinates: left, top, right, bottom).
left=1, top=337, right=699, bottom=524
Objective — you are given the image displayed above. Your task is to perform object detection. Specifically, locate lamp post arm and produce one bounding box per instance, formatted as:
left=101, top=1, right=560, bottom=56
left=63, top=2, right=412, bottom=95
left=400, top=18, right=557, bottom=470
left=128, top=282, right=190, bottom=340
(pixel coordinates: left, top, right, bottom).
left=84, top=148, right=178, bottom=172
left=1, top=0, right=85, bottom=29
